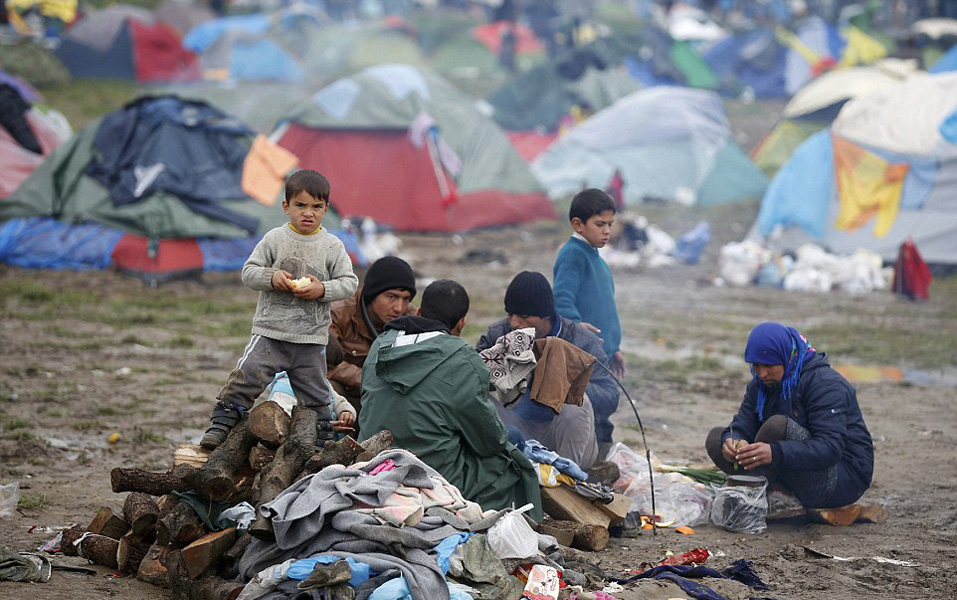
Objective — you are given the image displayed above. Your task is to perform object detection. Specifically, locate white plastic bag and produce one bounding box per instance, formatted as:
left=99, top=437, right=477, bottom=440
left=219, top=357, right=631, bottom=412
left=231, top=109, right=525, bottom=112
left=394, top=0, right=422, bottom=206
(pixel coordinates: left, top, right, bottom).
left=0, top=482, right=19, bottom=518
left=487, top=504, right=539, bottom=560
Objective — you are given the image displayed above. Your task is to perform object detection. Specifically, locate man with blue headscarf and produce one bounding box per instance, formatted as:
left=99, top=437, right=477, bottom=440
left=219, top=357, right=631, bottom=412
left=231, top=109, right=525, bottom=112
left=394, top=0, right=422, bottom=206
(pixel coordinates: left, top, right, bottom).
left=706, top=322, right=874, bottom=511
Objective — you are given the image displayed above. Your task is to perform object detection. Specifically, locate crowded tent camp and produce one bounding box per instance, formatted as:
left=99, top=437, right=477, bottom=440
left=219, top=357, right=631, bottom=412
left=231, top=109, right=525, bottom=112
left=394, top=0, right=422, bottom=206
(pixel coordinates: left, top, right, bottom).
left=1, top=2, right=956, bottom=600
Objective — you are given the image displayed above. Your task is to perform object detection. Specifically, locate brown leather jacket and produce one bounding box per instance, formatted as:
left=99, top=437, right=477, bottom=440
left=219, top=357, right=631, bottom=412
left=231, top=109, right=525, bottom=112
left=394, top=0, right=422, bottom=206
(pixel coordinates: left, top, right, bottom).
left=327, top=287, right=416, bottom=398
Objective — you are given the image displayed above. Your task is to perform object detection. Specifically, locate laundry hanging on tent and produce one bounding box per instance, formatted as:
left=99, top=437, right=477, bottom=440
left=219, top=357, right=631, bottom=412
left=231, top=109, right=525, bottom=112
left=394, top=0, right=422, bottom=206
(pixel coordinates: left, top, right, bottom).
left=832, top=133, right=908, bottom=237
left=241, top=134, right=299, bottom=205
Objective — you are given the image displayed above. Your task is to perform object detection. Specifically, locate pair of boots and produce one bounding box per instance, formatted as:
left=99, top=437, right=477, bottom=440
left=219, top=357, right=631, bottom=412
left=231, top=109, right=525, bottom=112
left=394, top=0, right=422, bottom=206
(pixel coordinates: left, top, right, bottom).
left=200, top=401, right=336, bottom=450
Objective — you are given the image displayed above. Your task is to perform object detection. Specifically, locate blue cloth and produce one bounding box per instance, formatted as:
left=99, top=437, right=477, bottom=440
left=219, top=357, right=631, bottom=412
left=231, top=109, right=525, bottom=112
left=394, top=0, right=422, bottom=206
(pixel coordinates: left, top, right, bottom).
left=285, top=555, right=370, bottom=587
left=744, top=322, right=814, bottom=420
left=521, top=439, right=588, bottom=481
left=553, top=235, right=621, bottom=359
left=432, top=533, right=470, bottom=575
left=367, top=578, right=473, bottom=600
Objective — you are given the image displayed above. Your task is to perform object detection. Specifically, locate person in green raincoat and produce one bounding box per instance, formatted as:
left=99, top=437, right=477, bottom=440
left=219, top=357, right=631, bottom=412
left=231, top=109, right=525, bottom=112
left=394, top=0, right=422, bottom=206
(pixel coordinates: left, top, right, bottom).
left=358, top=279, right=543, bottom=521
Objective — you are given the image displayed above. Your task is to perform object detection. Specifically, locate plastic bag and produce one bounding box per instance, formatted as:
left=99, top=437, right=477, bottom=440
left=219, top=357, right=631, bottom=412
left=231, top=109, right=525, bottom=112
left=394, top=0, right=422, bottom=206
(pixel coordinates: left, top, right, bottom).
left=607, top=444, right=714, bottom=526
left=710, top=478, right=768, bottom=534
left=0, top=482, right=19, bottom=518
left=654, top=479, right=713, bottom=527
left=487, top=504, right=539, bottom=560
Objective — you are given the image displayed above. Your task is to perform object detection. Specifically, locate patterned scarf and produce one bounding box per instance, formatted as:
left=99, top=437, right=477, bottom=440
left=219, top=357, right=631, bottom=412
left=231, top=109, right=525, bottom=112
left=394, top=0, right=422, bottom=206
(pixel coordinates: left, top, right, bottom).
left=744, top=322, right=816, bottom=421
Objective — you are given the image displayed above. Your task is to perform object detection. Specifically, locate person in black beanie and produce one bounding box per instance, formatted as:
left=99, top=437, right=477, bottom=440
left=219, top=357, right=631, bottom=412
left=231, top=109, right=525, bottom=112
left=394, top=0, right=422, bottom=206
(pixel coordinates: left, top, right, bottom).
left=476, top=271, right=621, bottom=473
left=327, top=256, right=417, bottom=415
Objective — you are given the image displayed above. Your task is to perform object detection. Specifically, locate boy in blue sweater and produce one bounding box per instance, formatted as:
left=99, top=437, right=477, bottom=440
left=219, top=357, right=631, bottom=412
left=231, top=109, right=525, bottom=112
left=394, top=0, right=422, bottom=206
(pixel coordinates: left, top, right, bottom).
left=553, top=188, right=624, bottom=380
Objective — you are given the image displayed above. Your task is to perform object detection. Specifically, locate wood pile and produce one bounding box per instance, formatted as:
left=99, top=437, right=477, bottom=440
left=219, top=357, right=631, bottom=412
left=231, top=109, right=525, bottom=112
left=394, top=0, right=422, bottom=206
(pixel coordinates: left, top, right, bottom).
left=60, top=402, right=393, bottom=600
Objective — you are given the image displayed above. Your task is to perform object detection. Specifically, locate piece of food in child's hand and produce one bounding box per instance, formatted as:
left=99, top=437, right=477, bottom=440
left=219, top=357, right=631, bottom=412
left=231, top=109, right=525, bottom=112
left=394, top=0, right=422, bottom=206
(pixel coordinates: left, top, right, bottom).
left=291, top=277, right=311, bottom=289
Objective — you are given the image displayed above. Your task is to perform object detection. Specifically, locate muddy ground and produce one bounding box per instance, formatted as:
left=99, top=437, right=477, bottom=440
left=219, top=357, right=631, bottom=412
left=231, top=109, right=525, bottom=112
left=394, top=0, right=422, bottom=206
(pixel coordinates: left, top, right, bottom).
left=1, top=97, right=956, bottom=600
left=1, top=202, right=955, bottom=600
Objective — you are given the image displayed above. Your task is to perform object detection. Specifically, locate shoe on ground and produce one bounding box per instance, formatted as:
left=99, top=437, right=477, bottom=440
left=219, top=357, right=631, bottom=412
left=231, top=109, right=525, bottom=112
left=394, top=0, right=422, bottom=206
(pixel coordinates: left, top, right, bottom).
left=200, top=425, right=229, bottom=450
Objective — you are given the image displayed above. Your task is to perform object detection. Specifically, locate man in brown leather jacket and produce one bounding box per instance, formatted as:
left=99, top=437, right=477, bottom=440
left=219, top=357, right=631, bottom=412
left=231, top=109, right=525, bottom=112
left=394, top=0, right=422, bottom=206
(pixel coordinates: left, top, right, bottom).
left=327, top=256, right=417, bottom=415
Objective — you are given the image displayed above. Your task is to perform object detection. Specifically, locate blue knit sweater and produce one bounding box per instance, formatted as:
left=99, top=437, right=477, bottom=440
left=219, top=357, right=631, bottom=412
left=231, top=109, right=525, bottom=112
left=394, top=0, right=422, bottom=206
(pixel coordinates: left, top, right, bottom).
left=553, top=235, right=621, bottom=358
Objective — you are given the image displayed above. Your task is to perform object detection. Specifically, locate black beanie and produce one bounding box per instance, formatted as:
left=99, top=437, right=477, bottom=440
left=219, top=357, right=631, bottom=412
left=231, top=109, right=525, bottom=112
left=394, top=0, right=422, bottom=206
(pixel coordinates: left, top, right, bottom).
left=362, top=256, right=416, bottom=305
left=504, top=271, right=554, bottom=318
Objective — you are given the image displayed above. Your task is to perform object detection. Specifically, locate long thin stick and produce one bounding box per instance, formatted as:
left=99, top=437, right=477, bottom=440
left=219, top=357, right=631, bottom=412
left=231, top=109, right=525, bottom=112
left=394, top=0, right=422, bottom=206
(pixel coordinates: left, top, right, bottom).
left=594, top=362, right=657, bottom=536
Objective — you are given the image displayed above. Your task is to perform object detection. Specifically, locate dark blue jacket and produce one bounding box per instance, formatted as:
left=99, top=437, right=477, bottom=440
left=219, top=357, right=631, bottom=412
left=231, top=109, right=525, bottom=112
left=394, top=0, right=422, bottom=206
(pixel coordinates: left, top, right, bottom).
left=477, top=315, right=620, bottom=443
left=723, top=353, right=874, bottom=495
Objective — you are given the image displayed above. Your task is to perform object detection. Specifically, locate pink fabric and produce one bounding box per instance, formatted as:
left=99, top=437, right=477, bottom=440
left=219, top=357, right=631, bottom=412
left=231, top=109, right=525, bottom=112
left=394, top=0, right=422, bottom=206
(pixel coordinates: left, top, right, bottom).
left=369, top=459, right=397, bottom=475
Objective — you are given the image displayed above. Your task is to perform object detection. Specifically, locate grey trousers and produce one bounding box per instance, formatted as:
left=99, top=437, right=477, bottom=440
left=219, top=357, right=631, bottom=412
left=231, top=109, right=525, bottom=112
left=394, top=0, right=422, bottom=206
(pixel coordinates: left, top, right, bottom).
left=217, top=334, right=333, bottom=420
left=496, top=394, right=599, bottom=470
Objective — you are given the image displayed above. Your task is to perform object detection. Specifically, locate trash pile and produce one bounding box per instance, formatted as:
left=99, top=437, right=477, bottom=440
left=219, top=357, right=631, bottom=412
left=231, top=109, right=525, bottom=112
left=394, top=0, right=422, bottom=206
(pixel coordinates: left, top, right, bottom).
left=600, top=215, right=712, bottom=269
left=717, top=240, right=892, bottom=293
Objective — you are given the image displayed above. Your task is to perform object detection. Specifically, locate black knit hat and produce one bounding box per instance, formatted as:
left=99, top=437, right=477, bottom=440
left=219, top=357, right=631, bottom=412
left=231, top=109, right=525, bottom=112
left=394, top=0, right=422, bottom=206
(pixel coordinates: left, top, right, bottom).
left=362, top=256, right=416, bottom=305
left=504, top=271, right=554, bottom=318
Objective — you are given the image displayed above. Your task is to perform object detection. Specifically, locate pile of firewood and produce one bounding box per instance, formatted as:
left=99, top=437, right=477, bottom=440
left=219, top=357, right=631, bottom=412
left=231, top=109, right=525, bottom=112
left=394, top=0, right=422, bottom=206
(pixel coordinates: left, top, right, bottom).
left=58, top=401, right=393, bottom=600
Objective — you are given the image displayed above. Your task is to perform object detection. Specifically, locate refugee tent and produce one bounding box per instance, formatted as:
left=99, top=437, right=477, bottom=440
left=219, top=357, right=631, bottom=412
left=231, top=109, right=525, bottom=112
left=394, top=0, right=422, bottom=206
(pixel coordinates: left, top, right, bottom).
left=182, top=9, right=324, bottom=82
left=0, top=95, right=362, bottom=282
left=53, top=4, right=199, bottom=82
left=0, top=41, right=70, bottom=87
left=532, top=87, right=768, bottom=206
left=155, top=0, right=215, bottom=37
left=487, top=45, right=641, bottom=133
left=272, top=64, right=556, bottom=231
left=0, top=81, right=70, bottom=198
left=624, top=26, right=719, bottom=90
left=750, top=59, right=917, bottom=176
left=704, top=27, right=788, bottom=98
left=750, top=72, right=957, bottom=267
left=298, top=18, right=427, bottom=82
left=909, top=18, right=957, bottom=69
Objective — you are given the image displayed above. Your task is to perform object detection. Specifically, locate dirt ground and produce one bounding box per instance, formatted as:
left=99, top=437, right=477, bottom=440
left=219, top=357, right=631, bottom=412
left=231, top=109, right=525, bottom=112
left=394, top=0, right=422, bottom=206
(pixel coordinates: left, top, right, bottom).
left=1, top=99, right=956, bottom=600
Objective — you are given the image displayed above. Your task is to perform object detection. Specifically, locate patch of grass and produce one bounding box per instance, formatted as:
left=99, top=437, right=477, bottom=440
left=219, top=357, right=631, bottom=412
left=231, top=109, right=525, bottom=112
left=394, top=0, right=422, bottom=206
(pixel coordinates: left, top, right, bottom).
left=805, top=318, right=957, bottom=370
left=95, top=406, right=125, bottom=416
left=169, top=333, right=195, bottom=349
left=71, top=420, right=101, bottom=432
left=5, top=430, right=36, bottom=441
left=18, top=493, right=46, bottom=511
left=133, top=428, right=167, bottom=444
left=3, top=418, right=30, bottom=430
left=40, top=409, right=64, bottom=417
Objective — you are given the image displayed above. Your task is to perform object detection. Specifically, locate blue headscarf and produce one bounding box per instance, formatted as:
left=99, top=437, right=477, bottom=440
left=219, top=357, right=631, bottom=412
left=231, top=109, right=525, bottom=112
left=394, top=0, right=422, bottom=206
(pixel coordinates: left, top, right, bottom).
left=744, top=322, right=815, bottom=421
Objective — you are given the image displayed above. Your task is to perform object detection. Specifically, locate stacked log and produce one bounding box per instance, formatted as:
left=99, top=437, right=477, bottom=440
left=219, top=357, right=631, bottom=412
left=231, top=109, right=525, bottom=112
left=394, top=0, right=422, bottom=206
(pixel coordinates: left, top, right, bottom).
left=57, top=405, right=394, bottom=600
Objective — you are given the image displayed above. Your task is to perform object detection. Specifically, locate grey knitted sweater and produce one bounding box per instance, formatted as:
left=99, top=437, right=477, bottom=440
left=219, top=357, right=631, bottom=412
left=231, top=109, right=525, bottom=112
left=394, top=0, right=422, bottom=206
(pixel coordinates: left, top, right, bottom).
left=241, top=224, right=358, bottom=344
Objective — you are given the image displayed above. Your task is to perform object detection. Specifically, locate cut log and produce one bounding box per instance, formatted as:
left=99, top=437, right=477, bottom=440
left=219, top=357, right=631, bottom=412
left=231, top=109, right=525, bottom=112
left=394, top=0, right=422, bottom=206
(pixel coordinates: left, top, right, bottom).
left=182, top=527, right=238, bottom=579
left=198, top=418, right=258, bottom=501
left=111, top=463, right=202, bottom=496
left=157, top=494, right=178, bottom=517
left=166, top=549, right=245, bottom=600
left=117, top=531, right=151, bottom=575
left=355, top=429, right=394, bottom=463
left=571, top=523, right=610, bottom=552
left=123, top=492, right=160, bottom=539
left=249, top=445, right=275, bottom=472
left=77, top=533, right=120, bottom=569
left=248, top=406, right=317, bottom=540
left=248, top=400, right=291, bottom=448
left=539, top=519, right=575, bottom=547
left=593, top=493, right=631, bottom=526
left=173, top=444, right=212, bottom=468
left=60, top=524, right=87, bottom=557
left=87, top=506, right=129, bottom=540
left=136, top=543, right=171, bottom=587
left=223, top=532, right=251, bottom=566
left=541, top=485, right=612, bottom=528
left=302, top=433, right=363, bottom=474
left=156, top=500, right=206, bottom=547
